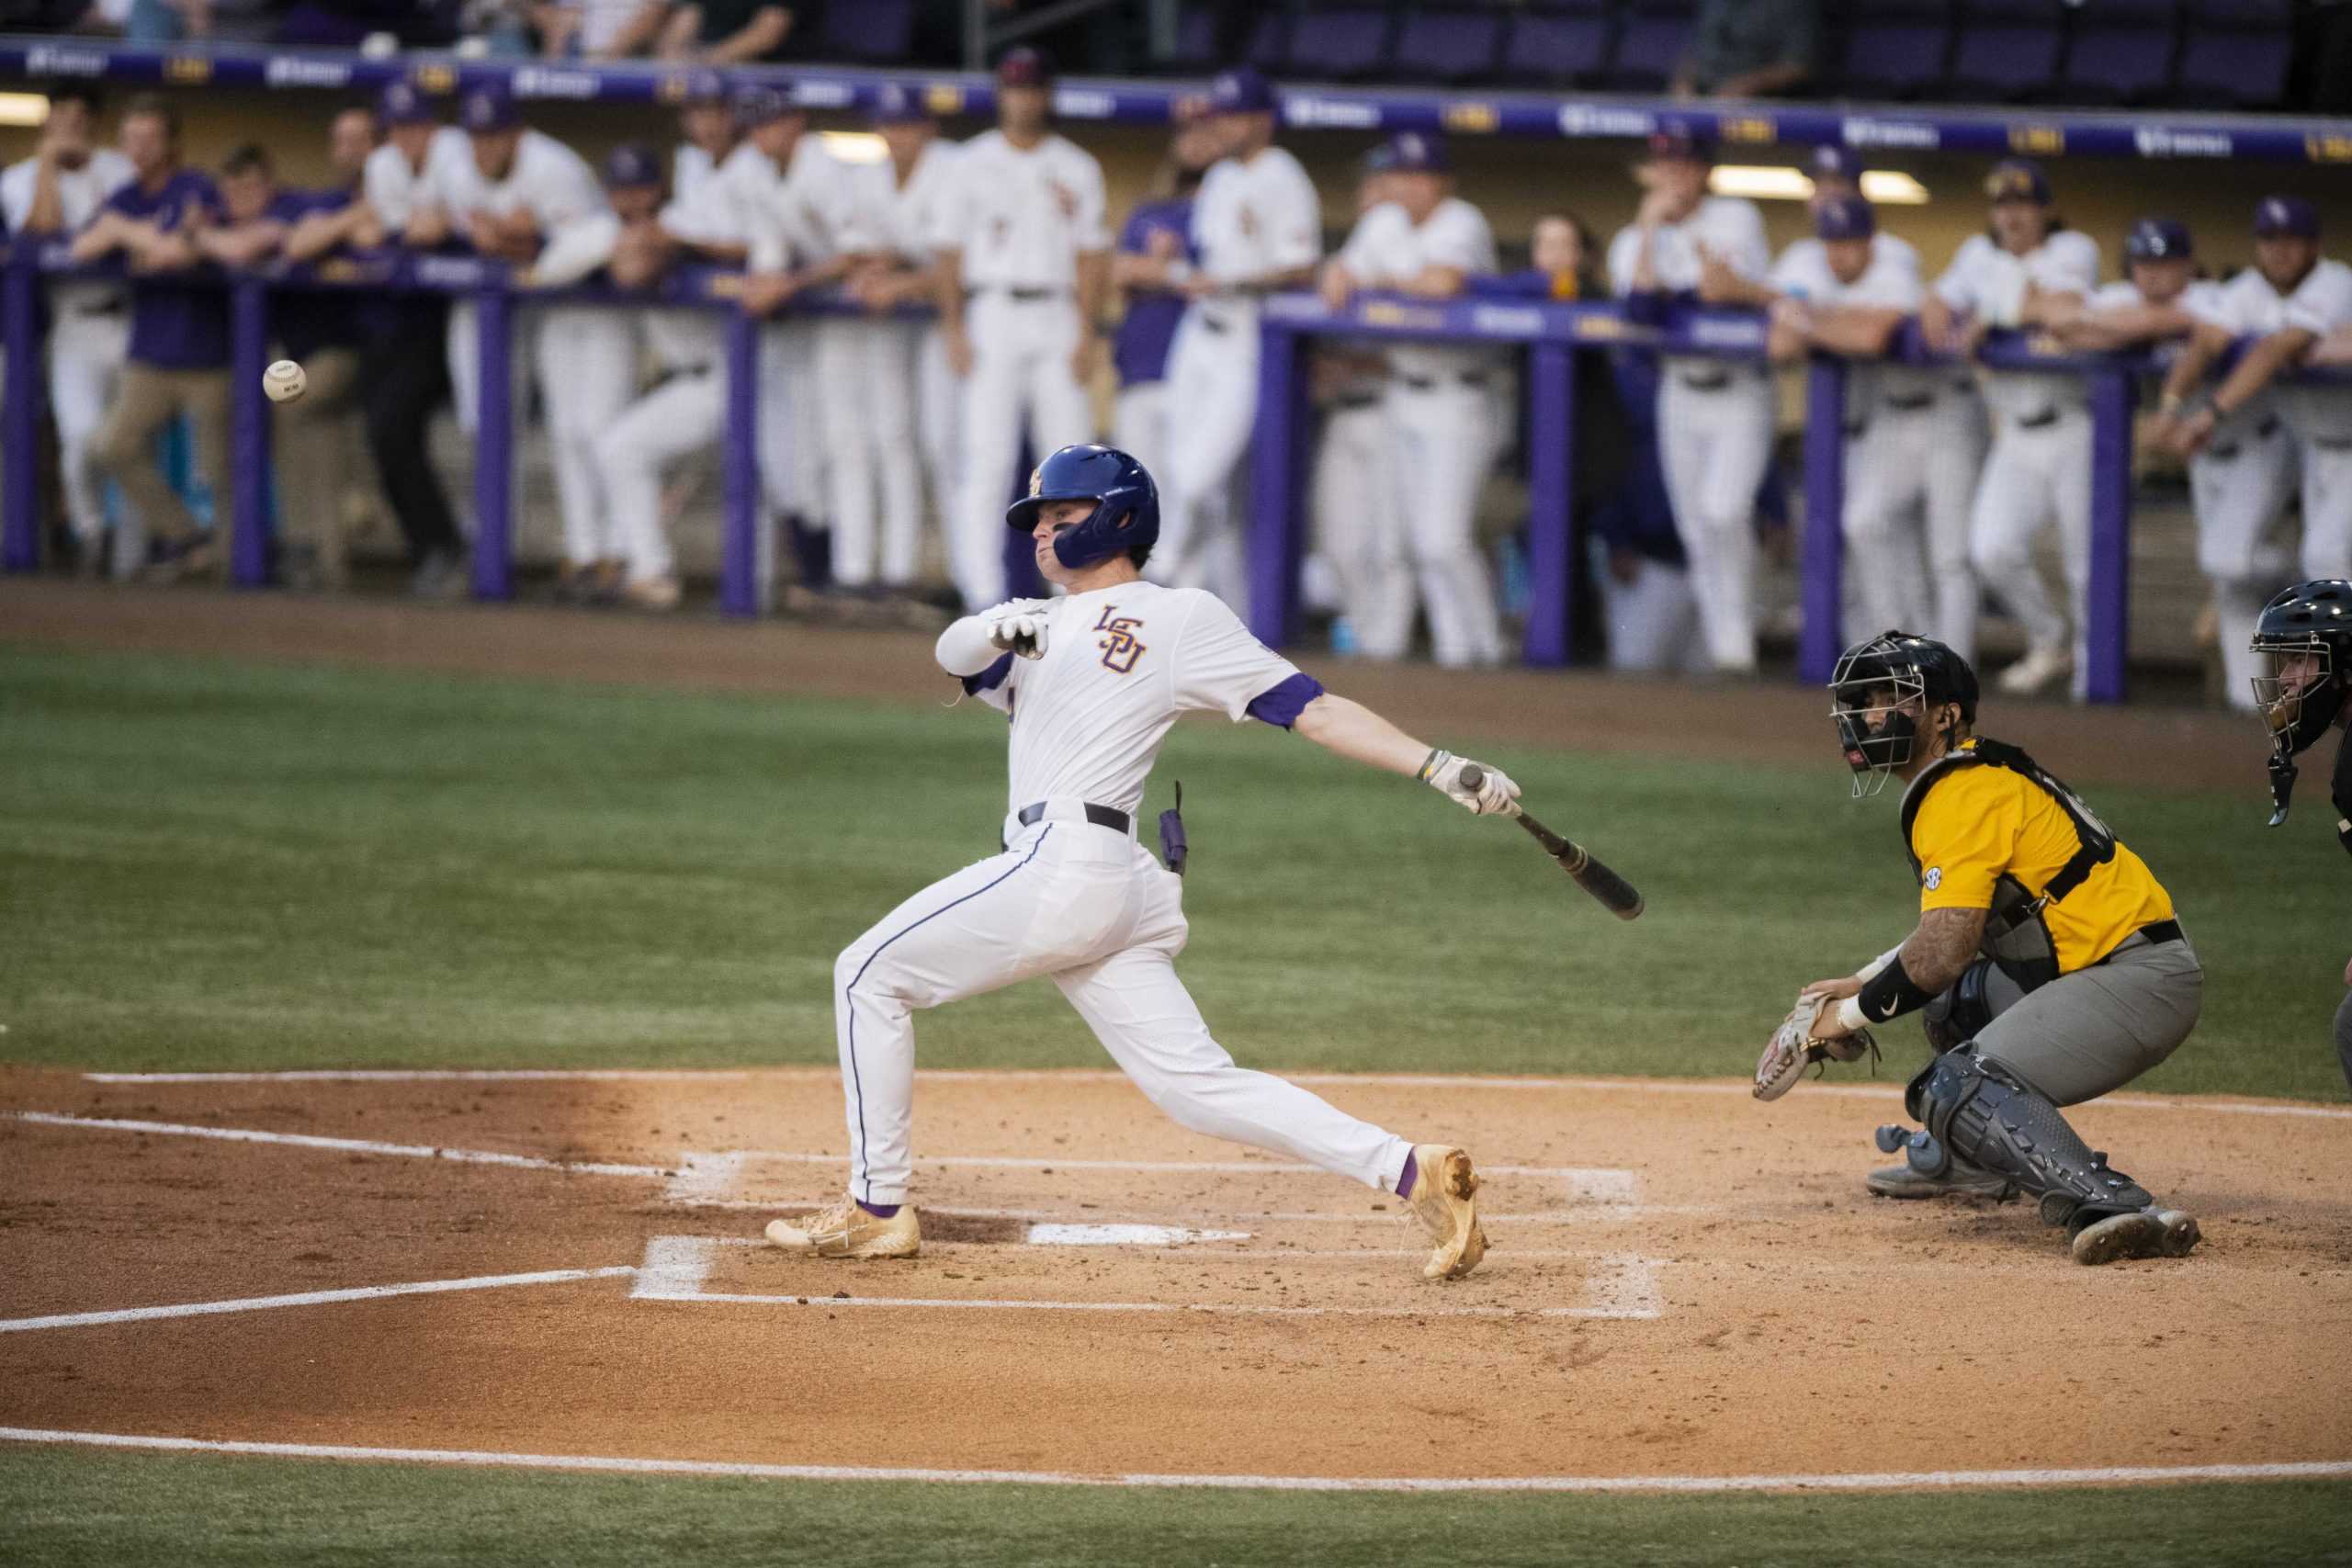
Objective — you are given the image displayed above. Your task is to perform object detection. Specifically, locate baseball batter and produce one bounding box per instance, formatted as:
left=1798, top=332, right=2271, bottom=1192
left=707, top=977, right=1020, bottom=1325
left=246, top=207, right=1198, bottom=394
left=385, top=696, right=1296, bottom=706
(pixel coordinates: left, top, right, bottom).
left=1921, top=161, right=2101, bottom=700
left=1321, top=131, right=1504, bottom=668
left=1791, top=631, right=2201, bottom=1265
left=1608, top=123, right=1774, bottom=672
left=0, top=86, right=134, bottom=575
left=935, top=49, right=1109, bottom=612
left=2245, top=579, right=2352, bottom=1090
left=766, top=443, right=1512, bottom=1280
left=1150, top=66, right=1322, bottom=603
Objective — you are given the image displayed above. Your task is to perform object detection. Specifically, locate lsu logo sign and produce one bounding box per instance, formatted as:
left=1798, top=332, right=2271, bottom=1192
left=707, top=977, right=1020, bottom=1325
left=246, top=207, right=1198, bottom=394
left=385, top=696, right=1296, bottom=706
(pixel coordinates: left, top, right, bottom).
left=1094, top=606, right=1147, bottom=675
left=2008, top=124, right=2064, bottom=155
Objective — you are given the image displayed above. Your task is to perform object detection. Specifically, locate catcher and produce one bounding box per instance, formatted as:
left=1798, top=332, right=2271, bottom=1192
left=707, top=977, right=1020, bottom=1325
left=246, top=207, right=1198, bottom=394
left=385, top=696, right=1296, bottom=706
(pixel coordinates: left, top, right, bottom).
left=1757, top=631, right=2203, bottom=1266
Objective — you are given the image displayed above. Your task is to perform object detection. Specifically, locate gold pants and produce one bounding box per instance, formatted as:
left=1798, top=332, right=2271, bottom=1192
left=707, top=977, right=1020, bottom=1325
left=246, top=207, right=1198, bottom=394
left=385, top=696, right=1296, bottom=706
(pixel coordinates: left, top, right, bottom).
left=271, top=346, right=363, bottom=571
left=90, top=363, right=232, bottom=550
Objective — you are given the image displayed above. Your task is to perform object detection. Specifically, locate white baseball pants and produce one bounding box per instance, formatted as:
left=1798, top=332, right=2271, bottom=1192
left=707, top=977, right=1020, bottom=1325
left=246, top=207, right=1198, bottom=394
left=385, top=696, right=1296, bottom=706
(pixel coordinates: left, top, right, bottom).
left=2190, top=418, right=2299, bottom=713
left=599, top=368, right=724, bottom=583
left=819, top=315, right=926, bottom=590
left=1153, top=306, right=1259, bottom=593
left=1656, top=369, right=1775, bottom=671
left=1314, top=398, right=1412, bottom=659
left=917, top=323, right=961, bottom=545
left=833, top=807, right=1415, bottom=1206
left=1843, top=402, right=1977, bottom=642
left=755, top=320, right=827, bottom=530
left=952, top=293, right=1095, bottom=611
left=1967, top=410, right=2091, bottom=666
left=1589, top=537, right=1704, bottom=673
left=537, top=305, right=639, bottom=570
left=1923, top=385, right=1990, bottom=659
left=47, top=311, right=129, bottom=547
left=1385, top=376, right=1503, bottom=668
left=1114, top=379, right=1171, bottom=488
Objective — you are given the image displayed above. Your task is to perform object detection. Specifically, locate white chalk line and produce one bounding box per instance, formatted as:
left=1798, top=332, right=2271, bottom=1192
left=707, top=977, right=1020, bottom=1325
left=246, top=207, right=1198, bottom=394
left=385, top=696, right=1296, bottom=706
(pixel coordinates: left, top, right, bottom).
left=6, top=1112, right=672, bottom=1179
left=673, top=1200, right=1716, bottom=1224
left=0, top=1267, right=638, bottom=1335
left=5, top=1428, right=2345, bottom=1495
left=75, top=1066, right=2352, bottom=1119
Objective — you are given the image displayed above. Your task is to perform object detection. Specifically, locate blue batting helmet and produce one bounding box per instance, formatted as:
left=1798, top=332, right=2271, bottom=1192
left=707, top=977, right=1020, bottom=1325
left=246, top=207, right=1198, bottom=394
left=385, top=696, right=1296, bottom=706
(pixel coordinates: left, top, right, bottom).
left=1005, top=444, right=1160, bottom=569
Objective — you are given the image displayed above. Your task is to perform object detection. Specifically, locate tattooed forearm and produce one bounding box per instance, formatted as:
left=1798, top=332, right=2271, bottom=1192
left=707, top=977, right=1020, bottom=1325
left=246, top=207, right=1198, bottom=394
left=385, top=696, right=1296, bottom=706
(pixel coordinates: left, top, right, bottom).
left=1900, top=907, right=1987, bottom=993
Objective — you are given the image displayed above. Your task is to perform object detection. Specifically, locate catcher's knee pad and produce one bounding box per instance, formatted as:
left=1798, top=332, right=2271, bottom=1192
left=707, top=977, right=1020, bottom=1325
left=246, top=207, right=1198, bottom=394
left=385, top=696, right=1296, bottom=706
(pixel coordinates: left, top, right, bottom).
left=1911, top=1046, right=2154, bottom=1228
left=1921, top=960, right=1996, bottom=1055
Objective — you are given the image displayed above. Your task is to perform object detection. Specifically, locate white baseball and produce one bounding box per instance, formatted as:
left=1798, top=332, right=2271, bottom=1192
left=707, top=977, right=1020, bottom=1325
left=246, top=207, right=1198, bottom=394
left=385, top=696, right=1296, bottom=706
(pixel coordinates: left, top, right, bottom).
left=263, top=359, right=307, bottom=404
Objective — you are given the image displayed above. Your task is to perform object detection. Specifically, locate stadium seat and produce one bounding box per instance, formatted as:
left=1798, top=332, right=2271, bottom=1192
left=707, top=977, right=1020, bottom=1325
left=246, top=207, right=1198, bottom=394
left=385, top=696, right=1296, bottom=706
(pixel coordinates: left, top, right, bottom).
left=1279, top=4, right=1397, bottom=80
left=1161, top=4, right=1226, bottom=72
left=2057, top=0, right=2177, bottom=105
left=817, top=0, right=915, bottom=62
left=2174, top=0, right=2294, bottom=108
left=1386, top=8, right=1506, bottom=84
left=1243, top=9, right=1291, bottom=70
left=1497, top=1, right=1615, bottom=87
left=1946, top=0, right=2064, bottom=101
left=1833, top=0, right=1955, bottom=100
left=1609, top=0, right=1696, bottom=92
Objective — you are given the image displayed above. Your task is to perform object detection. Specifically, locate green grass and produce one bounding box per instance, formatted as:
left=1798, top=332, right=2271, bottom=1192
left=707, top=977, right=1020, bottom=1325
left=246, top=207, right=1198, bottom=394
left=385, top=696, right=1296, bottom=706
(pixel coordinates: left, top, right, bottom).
left=2, top=1450, right=2347, bottom=1568
left=3, top=644, right=2344, bottom=1099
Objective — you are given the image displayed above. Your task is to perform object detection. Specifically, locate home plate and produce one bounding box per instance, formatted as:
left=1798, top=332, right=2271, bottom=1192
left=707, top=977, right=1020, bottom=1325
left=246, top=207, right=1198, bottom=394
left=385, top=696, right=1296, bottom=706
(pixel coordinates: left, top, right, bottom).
left=1023, top=1224, right=1249, bottom=1247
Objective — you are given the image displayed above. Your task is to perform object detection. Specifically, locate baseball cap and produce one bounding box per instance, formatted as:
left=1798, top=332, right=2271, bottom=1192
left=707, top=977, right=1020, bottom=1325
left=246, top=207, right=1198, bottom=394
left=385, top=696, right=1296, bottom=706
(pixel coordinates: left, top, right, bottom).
left=2254, top=195, right=2321, bottom=240
left=869, top=81, right=931, bottom=125
left=732, top=84, right=797, bottom=130
left=603, top=141, right=662, bottom=190
left=1645, top=118, right=1713, bottom=164
left=458, top=79, right=521, bottom=134
left=1983, top=158, right=2051, bottom=204
left=1811, top=144, right=1867, bottom=183
left=1815, top=195, right=1876, bottom=241
left=1380, top=130, right=1450, bottom=174
left=377, top=80, right=436, bottom=127
left=995, top=46, right=1050, bottom=87
left=2124, top=217, right=2192, bottom=263
left=676, top=67, right=727, bottom=106
left=1206, top=65, right=1274, bottom=115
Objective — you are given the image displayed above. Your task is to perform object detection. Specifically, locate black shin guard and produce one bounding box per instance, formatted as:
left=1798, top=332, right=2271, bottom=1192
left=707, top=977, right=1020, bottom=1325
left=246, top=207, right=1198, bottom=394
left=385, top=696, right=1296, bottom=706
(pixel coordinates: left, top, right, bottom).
left=1910, top=1047, right=2154, bottom=1228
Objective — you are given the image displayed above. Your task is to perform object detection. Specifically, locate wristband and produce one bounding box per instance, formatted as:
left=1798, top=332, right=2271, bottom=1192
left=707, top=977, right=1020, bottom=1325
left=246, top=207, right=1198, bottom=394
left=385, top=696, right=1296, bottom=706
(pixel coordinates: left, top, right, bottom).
left=1855, top=944, right=1904, bottom=983
left=1836, top=996, right=1871, bottom=1034
left=1856, top=953, right=1937, bottom=1023
left=1418, top=748, right=1450, bottom=783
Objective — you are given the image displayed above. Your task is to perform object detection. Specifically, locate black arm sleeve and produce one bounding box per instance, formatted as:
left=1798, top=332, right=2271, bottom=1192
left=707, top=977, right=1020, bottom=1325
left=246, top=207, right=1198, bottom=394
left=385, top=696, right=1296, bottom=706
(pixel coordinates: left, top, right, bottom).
left=1858, top=952, right=1939, bottom=1024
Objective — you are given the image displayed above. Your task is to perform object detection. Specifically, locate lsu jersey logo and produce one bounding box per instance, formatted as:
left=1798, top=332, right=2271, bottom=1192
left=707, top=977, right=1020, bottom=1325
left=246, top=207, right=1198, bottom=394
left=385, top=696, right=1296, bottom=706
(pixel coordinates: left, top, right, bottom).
left=1094, top=605, right=1147, bottom=674
left=1049, top=178, right=1078, bottom=220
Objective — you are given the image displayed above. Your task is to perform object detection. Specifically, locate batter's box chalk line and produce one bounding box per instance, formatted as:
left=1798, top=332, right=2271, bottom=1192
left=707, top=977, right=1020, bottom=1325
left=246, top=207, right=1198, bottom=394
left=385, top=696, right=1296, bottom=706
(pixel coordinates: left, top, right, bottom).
left=628, top=1235, right=1665, bottom=1320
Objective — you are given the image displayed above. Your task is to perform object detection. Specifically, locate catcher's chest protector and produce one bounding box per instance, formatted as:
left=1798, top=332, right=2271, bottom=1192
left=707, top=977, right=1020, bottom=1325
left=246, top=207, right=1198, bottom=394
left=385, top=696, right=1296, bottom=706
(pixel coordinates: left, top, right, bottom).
left=1897, top=739, right=2118, bottom=993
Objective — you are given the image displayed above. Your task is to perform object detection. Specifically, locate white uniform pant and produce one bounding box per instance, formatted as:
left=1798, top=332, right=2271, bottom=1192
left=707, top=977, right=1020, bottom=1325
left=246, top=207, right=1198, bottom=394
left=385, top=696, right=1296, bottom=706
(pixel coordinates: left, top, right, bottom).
left=1590, top=537, right=1704, bottom=673
left=599, top=367, right=723, bottom=583
left=1114, top=379, right=1173, bottom=490
left=446, top=298, right=537, bottom=439
left=916, top=323, right=960, bottom=545
left=952, top=292, right=1094, bottom=611
left=1924, top=382, right=1990, bottom=660
left=819, top=315, right=925, bottom=590
left=1314, top=398, right=1410, bottom=659
left=2190, top=416, right=2299, bottom=713
left=754, top=320, right=822, bottom=525
left=2295, top=436, right=2352, bottom=581
left=537, top=305, right=639, bottom=570
left=1657, top=367, right=1775, bottom=671
left=1843, top=401, right=1975, bottom=641
left=48, top=311, right=130, bottom=545
left=1384, top=375, right=1503, bottom=668
left=1967, top=407, right=2091, bottom=666
left=832, top=809, right=1414, bottom=1206
left=1153, top=305, right=1259, bottom=597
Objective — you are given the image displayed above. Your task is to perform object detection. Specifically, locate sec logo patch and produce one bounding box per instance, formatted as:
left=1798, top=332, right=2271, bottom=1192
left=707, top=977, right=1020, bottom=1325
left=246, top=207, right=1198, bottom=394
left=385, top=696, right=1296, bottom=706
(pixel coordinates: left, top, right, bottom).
left=1924, top=867, right=1943, bottom=891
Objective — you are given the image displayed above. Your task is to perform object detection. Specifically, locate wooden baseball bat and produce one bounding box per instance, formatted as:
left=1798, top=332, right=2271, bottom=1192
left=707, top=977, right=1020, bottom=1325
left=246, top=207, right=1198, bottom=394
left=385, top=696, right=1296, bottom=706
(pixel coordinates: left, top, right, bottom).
left=1458, top=765, right=1645, bottom=921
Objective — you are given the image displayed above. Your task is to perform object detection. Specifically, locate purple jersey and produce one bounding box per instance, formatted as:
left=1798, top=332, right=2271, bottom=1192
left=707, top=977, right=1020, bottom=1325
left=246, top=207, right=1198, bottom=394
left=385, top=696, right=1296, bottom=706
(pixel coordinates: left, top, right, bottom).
left=268, top=187, right=369, bottom=358
left=1114, top=197, right=1194, bottom=389
left=105, top=168, right=228, bottom=370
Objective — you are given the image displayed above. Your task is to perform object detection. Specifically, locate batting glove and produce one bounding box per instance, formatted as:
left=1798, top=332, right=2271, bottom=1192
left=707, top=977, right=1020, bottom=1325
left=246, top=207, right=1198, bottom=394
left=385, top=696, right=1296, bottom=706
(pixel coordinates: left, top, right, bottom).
left=1419, top=750, right=1520, bottom=816
left=985, top=601, right=1053, bottom=660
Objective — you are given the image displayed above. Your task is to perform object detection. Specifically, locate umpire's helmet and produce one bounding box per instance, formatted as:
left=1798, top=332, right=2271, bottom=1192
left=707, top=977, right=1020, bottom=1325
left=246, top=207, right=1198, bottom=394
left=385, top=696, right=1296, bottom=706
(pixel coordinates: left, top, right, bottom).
left=2252, top=581, right=2352, bottom=762
left=1005, top=444, right=1160, bottom=569
left=1828, top=630, right=1979, bottom=796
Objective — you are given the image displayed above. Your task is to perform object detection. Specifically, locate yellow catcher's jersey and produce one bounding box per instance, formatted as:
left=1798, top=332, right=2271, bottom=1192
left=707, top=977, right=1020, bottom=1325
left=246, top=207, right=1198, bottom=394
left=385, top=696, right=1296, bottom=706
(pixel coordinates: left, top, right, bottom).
left=1905, top=739, right=2175, bottom=976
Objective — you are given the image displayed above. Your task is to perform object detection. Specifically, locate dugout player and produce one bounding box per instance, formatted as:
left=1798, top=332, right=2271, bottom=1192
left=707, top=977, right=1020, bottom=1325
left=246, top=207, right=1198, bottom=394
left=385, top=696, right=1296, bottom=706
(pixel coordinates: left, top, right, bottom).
left=1109, top=107, right=1218, bottom=498
left=1921, top=161, right=2100, bottom=701
left=1799, top=631, right=2202, bottom=1266
left=2245, top=580, right=2352, bottom=1090
left=766, top=443, right=1510, bottom=1280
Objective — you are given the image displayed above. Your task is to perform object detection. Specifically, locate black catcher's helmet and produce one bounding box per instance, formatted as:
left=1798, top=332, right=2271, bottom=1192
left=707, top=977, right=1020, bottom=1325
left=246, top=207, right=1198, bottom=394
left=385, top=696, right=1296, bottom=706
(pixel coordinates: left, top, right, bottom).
left=2250, top=580, right=2352, bottom=825
left=1828, top=630, right=1980, bottom=797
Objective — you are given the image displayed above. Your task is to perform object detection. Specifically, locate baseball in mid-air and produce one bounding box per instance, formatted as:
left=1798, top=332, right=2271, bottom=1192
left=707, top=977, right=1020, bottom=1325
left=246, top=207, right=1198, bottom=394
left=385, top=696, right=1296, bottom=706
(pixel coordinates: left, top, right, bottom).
left=263, top=359, right=307, bottom=404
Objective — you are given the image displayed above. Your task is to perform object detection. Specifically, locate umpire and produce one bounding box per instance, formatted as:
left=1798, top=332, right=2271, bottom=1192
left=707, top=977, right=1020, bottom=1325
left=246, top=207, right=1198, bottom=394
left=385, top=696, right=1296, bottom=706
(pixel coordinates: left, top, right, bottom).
left=1799, top=632, right=2203, bottom=1266
left=2247, top=580, right=2352, bottom=1091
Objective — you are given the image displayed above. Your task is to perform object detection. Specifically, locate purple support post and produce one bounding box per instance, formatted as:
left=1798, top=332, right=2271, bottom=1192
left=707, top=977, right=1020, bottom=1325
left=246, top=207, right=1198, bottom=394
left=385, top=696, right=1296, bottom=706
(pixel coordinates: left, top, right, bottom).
left=719, top=306, right=761, bottom=616
left=469, top=284, right=514, bottom=601
left=1798, top=355, right=1849, bottom=683
left=2, top=249, right=40, bottom=572
left=228, top=276, right=271, bottom=587
left=1521, top=342, right=1577, bottom=666
left=1245, top=318, right=1307, bottom=648
left=2084, top=367, right=2134, bottom=704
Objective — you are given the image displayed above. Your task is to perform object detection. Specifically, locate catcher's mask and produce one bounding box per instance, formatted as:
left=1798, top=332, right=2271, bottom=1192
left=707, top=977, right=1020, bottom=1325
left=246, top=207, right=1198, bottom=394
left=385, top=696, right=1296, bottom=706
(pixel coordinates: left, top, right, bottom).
left=1828, top=630, right=1979, bottom=797
left=2248, top=579, right=2352, bottom=825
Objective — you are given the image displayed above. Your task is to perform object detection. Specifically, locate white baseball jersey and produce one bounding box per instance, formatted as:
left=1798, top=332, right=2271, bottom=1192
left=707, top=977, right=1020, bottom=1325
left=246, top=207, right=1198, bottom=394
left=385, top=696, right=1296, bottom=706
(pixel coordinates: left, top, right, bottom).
left=718, top=141, right=834, bottom=274
left=1933, top=230, right=2100, bottom=423
left=424, top=128, right=605, bottom=240
left=963, top=582, right=1314, bottom=820
left=673, top=141, right=725, bottom=208
left=2267, top=258, right=2352, bottom=444
left=1190, top=145, right=1321, bottom=284
left=1776, top=229, right=1919, bottom=284
left=364, top=128, right=469, bottom=234
left=881, top=138, right=960, bottom=263
left=1606, top=196, right=1770, bottom=296
left=1338, top=197, right=1499, bottom=377
left=2188, top=262, right=2346, bottom=443
left=937, top=129, right=1108, bottom=290
left=639, top=177, right=741, bottom=371
left=1771, top=236, right=1938, bottom=412
left=0, top=149, right=133, bottom=315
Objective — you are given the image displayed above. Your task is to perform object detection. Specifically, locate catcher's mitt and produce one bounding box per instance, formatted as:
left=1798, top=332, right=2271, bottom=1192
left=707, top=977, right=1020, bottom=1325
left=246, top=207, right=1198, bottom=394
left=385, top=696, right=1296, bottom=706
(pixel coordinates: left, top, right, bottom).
left=1753, top=995, right=1879, bottom=1101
